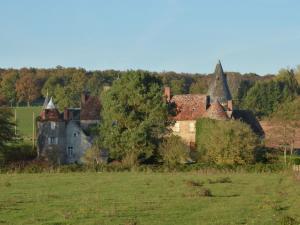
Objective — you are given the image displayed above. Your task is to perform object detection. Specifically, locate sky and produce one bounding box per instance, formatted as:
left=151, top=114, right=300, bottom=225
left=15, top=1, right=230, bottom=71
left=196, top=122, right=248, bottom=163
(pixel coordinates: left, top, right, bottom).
left=0, top=0, right=300, bottom=75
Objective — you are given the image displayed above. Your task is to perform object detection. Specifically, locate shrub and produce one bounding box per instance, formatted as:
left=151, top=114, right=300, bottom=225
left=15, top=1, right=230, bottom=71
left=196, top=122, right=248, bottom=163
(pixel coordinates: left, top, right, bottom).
left=196, top=118, right=260, bottom=165
left=159, top=135, right=190, bottom=166
left=198, top=188, right=212, bottom=197
left=293, top=158, right=300, bottom=165
left=81, top=144, right=104, bottom=167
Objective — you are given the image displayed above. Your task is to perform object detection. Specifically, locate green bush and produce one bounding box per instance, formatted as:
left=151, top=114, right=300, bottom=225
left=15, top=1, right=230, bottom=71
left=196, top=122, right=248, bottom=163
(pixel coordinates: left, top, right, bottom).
left=196, top=118, right=261, bottom=165
left=293, top=158, right=300, bottom=165
left=159, top=135, right=190, bottom=166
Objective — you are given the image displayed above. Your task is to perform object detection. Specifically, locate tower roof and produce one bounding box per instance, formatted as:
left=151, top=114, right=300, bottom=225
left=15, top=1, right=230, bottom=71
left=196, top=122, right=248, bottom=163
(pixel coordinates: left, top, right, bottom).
left=204, top=100, right=228, bottom=120
left=46, top=97, right=56, bottom=109
left=208, top=61, right=232, bottom=104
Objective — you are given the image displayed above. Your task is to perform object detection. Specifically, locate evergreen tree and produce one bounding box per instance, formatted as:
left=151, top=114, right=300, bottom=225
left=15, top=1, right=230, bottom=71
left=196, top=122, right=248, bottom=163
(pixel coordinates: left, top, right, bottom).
left=0, top=108, right=15, bottom=151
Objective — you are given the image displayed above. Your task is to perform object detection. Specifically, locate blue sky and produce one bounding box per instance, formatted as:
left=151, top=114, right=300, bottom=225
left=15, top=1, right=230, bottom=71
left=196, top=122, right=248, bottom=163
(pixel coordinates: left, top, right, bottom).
left=0, top=0, right=299, bottom=75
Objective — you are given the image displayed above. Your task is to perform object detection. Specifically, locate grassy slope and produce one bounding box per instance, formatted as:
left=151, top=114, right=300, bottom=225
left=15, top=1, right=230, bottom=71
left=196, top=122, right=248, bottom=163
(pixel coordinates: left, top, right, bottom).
left=14, top=106, right=42, bottom=139
left=0, top=172, right=299, bottom=225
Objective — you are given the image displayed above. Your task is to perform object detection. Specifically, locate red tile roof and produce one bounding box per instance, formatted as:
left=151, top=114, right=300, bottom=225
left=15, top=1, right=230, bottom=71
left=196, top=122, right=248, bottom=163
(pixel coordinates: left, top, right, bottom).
left=203, top=101, right=228, bottom=120
left=170, top=94, right=208, bottom=120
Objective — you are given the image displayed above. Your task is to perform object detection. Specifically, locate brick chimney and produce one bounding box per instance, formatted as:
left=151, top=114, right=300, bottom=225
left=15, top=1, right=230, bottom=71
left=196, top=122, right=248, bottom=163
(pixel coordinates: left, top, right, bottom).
left=164, top=87, right=171, bottom=102
left=81, top=91, right=90, bottom=105
left=64, top=108, right=69, bottom=121
left=227, top=100, right=233, bottom=111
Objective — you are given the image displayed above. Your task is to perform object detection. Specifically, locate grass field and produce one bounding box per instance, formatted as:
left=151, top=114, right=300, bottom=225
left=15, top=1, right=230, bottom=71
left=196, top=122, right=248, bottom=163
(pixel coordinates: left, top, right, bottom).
left=0, top=172, right=299, bottom=225
left=14, top=106, right=42, bottom=139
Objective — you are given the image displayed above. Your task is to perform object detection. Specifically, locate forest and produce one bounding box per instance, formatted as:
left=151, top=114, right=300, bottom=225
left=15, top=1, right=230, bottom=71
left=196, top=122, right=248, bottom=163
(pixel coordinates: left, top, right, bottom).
left=0, top=66, right=275, bottom=110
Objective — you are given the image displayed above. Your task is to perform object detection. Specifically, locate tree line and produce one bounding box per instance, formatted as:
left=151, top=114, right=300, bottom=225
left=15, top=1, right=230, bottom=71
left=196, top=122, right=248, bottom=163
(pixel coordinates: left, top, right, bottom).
left=0, top=66, right=273, bottom=109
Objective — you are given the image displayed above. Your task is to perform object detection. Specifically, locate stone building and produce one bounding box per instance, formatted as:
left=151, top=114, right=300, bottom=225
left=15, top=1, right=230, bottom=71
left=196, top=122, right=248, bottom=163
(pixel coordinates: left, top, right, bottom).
left=37, top=92, right=102, bottom=164
left=165, top=61, right=263, bottom=148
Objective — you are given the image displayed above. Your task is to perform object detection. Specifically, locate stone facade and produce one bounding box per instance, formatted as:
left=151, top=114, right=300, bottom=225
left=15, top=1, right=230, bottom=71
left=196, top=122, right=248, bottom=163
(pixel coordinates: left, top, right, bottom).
left=37, top=93, right=101, bottom=164
left=172, top=120, right=196, bottom=148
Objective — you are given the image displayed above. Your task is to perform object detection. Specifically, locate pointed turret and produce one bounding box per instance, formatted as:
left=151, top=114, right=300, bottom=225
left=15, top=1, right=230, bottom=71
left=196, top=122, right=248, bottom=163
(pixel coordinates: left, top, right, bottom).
left=203, top=100, right=228, bottom=120
left=46, top=97, right=56, bottom=109
left=208, top=61, right=232, bottom=105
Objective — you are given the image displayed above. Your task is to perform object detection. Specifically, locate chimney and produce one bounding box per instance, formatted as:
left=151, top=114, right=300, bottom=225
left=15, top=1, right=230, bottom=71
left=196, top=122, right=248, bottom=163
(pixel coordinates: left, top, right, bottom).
left=164, top=87, right=171, bottom=102
left=227, top=100, right=233, bottom=111
left=206, top=96, right=210, bottom=109
left=81, top=91, right=90, bottom=105
left=64, top=108, right=69, bottom=121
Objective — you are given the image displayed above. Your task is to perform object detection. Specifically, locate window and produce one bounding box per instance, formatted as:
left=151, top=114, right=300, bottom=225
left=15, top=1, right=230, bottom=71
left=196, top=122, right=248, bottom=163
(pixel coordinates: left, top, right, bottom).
left=50, top=122, right=56, bottom=130
left=189, top=122, right=195, bottom=132
left=73, top=132, right=79, bottom=137
left=174, top=122, right=180, bottom=132
left=67, top=146, right=73, bottom=157
left=48, top=137, right=58, bottom=144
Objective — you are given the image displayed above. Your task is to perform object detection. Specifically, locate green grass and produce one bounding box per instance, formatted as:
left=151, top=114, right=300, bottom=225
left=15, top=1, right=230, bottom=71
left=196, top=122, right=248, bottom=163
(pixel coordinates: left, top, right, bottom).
left=0, top=172, right=299, bottom=225
left=14, top=106, right=42, bottom=139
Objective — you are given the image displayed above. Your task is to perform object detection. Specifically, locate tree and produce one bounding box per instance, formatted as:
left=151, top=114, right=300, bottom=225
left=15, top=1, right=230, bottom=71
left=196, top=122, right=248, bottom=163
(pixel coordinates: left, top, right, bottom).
left=170, top=79, right=186, bottom=95
left=16, top=73, right=40, bottom=106
left=269, top=97, right=300, bottom=165
left=159, top=135, right=190, bottom=166
left=242, top=69, right=299, bottom=117
left=41, top=75, right=64, bottom=98
left=0, top=108, right=15, bottom=152
left=189, top=78, right=209, bottom=94
left=196, top=118, right=260, bottom=165
left=0, top=70, right=18, bottom=106
left=100, top=71, right=170, bottom=166
left=54, top=71, right=87, bottom=109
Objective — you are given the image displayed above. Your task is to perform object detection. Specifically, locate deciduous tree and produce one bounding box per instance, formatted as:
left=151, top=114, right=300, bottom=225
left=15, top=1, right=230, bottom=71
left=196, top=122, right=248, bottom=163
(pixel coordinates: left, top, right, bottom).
left=100, top=71, right=169, bottom=165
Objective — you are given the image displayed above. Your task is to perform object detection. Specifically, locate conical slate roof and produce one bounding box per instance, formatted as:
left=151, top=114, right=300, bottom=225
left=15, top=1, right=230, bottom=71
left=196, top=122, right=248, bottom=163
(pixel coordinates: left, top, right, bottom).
left=208, top=61, right=232, bottom=104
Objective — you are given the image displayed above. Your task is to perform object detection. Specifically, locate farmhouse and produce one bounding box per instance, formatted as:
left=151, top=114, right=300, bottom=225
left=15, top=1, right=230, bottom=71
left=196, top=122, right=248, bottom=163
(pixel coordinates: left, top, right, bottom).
left=36, top=91, right=103, bottom=164
left=166, top=61, right=263, bottom=149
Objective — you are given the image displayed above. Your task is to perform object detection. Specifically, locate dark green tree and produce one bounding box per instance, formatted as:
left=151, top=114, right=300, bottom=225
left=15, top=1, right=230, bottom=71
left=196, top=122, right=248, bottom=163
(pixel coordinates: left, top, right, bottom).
left=0, top=108, right=15, bottom=152
left=242, top=69, right=299, bottom=117
left=100, top=71, right=170, bottom=165
left=0, top=70, right=18, bottom=106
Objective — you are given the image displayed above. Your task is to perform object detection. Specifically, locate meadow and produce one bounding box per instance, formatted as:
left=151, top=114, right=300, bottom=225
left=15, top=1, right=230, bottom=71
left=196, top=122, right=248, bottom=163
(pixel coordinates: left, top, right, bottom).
left=14, top=106, right=42, bottom=140
left=0, top=172, right=299, bottom=225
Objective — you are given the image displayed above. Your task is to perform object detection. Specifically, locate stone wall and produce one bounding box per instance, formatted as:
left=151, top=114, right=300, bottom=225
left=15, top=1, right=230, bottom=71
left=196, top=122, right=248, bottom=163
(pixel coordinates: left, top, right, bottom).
left=66, top=121, right=92, bottom=163
left=171, top=120, right=196, bottom=147
left=37, top=121, right=66, bottom=163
